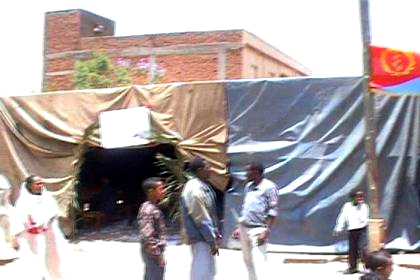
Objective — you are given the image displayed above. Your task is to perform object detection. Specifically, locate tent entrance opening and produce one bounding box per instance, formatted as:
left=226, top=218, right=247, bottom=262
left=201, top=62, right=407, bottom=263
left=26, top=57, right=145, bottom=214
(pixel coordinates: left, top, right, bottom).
left=76, top=144, right=175, bottom=231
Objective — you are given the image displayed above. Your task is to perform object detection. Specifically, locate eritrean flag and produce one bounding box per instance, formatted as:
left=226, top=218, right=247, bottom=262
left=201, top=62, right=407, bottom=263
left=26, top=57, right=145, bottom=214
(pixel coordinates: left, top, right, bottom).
left=370, top=46, right=420, bottom=95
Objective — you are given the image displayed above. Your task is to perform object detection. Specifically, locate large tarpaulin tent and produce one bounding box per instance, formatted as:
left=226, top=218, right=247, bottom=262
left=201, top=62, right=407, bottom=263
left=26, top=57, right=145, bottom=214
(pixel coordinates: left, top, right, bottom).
left=0, top=77, right=418, bottom=252
left=0, top=83, right=229, bottom=214
left=223, top=77, right=419, bottom=252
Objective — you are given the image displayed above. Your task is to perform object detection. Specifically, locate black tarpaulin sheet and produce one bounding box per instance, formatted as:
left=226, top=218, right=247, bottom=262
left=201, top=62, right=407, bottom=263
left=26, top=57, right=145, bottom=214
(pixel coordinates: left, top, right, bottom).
left=223, top=77, right=420, bottom=253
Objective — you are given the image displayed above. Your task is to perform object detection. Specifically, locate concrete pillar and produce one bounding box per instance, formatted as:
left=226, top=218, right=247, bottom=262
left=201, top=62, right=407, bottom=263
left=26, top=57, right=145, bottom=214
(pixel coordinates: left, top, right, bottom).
left=217, top=49, right=227, bottom=80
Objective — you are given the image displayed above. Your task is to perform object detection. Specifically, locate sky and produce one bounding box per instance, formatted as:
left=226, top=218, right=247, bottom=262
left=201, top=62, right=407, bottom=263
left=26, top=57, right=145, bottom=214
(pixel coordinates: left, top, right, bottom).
left=0, top=0, right=419, bottom=96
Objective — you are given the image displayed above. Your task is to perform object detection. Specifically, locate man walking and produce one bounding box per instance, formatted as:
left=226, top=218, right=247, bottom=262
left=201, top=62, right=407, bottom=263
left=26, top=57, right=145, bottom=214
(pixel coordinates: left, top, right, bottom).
left=232, top=162, right=279, bottom=280
left=334, top=190, right=369, bottom=274
left=181, top=157, right=220, bottom=280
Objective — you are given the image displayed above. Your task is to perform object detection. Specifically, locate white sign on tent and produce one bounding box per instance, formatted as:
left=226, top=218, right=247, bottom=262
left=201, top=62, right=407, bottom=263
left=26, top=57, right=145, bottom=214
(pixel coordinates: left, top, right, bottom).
left=99, top=107, right=152, bottom=149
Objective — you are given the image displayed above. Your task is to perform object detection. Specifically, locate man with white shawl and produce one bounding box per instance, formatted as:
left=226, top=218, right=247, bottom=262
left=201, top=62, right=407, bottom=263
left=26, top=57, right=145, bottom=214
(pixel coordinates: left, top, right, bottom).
left=11, top=175, right=66, bottom=280
left=0, top=174, right=18, bottom=260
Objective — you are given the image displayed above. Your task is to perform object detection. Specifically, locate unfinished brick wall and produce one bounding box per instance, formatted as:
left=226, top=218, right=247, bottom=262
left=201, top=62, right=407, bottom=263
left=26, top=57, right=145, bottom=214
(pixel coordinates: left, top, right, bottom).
left=226, top=49, right=243, bottom=80
left=156, top=54, right=219, bottom=83
left=43, top=9, right=308, bottom=92
left=45, top=12, right=81, bottom=54
left=43, top=10, right=115, bottom=91
left=242, top=47, right=297, bottom=78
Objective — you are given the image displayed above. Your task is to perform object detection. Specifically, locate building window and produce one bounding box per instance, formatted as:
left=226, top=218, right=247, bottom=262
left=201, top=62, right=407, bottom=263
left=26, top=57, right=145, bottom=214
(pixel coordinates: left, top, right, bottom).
left=269, top=72, right=275, bottom=77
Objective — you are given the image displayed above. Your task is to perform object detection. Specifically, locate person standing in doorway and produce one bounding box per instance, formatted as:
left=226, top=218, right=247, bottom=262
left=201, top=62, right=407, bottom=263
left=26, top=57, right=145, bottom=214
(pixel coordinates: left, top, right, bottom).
left=138, top=177, right=167, bottom=280
left=334, top=190, right=369, bottom=274
left=232, top=162, right=279, bottom=280
left=181, top=157, right=221, bottom=280
left=98, top=177, right=117, bottom=224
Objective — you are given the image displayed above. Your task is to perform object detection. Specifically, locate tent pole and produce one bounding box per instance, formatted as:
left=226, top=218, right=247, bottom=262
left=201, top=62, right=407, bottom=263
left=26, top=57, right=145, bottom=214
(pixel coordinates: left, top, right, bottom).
left=359, top=0, right=384, bottom=251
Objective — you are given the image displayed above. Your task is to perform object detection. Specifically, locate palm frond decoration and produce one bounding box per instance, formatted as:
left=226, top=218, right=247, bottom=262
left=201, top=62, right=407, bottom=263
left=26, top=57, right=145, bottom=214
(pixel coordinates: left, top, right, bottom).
left=73, top=122, right=100, bottom=211
left=69, top=122, right=100, bottom=238
left=155, top=152, right=192, bottom=222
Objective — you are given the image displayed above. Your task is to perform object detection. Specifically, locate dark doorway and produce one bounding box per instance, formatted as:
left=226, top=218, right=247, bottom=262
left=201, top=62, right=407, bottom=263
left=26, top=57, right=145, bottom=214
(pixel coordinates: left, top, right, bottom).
left=76, top=144, right=175, bottom=231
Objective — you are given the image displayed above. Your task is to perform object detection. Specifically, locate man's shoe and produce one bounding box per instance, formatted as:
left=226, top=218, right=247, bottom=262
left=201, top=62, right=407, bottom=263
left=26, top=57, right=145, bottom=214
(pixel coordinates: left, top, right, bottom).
left=343, top=268, right=358, bottom=274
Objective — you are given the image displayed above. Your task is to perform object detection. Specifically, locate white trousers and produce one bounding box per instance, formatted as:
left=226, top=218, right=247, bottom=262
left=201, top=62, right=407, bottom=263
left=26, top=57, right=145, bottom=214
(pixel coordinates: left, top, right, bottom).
left=0, top=215, right=17, bottom=260
left=25, top=232, right=50, bottom=279
left=190, top=241, right=215, bottom=280
left=239, top=225, right=268, bottom=280
left=20, top=222, right=65, bottom=280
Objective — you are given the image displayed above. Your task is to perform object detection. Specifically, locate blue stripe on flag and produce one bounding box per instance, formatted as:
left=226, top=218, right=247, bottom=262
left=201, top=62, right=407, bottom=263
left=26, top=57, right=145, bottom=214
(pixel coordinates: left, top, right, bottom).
left=381, top=77, right=420, bottom=95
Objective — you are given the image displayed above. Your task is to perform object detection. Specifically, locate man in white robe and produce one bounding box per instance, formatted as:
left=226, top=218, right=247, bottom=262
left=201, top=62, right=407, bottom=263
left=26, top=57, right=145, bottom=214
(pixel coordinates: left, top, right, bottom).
left=12, top=175, right=66, bottom=280
left=0, top=174, right=18, bottom=260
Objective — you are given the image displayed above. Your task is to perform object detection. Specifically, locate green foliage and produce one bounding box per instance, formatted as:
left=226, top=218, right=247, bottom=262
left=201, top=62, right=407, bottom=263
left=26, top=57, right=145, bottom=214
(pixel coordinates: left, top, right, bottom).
left=115, top=67, right=132, bottom=85
left=74, top=53, right=132, bottom=89
left=155, top=152, right=191, bottom=222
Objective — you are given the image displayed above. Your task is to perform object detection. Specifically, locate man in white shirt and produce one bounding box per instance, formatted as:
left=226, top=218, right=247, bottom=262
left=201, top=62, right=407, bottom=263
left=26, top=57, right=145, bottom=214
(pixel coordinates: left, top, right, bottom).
left=232, top=162, right=279, bottom=280
left=334, top=190, right=369, bottom=274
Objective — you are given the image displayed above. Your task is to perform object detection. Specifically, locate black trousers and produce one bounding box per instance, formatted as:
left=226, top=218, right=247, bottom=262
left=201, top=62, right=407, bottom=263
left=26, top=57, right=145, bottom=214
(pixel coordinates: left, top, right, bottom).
left=141, top=246, right=165, bottom=280
left=348, top=227, right=367, bottom=270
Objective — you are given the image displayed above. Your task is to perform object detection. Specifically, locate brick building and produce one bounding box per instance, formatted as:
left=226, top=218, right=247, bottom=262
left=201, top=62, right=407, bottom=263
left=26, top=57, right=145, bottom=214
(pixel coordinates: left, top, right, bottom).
left=43, top=9, right=310, bottom=91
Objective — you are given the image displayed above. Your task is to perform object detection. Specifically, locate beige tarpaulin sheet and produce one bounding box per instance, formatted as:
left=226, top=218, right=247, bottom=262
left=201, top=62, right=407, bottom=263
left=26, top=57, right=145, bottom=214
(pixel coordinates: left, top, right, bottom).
left=0, top=82, right=229, bottom=217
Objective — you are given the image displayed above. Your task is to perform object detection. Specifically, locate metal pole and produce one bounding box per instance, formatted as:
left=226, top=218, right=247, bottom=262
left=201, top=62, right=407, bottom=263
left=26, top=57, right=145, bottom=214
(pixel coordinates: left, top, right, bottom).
left=359, top=0, right=384, bottom=251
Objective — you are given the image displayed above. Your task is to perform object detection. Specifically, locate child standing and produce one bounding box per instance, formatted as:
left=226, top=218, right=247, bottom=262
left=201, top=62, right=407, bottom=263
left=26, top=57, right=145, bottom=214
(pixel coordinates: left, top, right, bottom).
left=138, top=177, right=167, bottom=280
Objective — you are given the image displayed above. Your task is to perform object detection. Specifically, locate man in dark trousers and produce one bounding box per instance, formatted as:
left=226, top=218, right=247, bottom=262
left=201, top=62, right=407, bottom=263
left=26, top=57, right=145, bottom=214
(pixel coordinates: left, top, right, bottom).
left=334, top=190, right=369, bottom=274
left=138, top=177, right=167, bottom=280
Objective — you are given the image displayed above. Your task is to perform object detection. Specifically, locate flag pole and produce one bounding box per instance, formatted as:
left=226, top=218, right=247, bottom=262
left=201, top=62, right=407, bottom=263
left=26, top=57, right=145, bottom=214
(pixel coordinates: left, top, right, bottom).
left=359, top=0, right=384, bottom=251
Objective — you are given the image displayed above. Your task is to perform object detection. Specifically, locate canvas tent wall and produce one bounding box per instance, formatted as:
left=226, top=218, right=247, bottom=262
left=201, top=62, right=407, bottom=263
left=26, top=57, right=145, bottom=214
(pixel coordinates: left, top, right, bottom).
left=0, top=83, right=230, bottom=219
left=0, top=77, right=418, bottom=252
